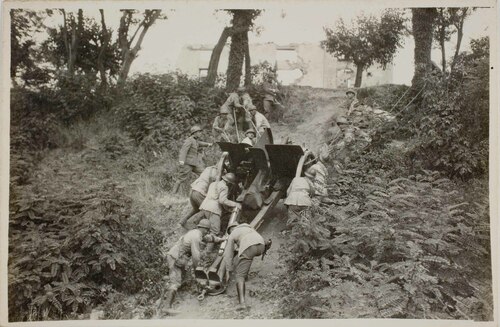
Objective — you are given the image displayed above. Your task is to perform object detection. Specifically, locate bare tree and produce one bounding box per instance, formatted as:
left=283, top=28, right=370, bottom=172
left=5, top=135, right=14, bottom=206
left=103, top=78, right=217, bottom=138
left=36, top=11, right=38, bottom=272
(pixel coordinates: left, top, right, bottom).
left=97, top=9, right=111, bottom=90
left=450, top=8, right=472, bottom=71
left=117, top=9, right=163, bottom=87
left=60, top=9, right=83, bottom=76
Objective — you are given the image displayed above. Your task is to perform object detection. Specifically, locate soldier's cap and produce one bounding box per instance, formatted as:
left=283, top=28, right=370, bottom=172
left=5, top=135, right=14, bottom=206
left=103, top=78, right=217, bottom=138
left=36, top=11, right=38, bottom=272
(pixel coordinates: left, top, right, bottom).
left=346, top=89, right=356, bottom=96
left=222, top=172, right=237, bottom=184
left=190, top=125, right=203, bottom=135
left=197, top=219, right=211, bottom=230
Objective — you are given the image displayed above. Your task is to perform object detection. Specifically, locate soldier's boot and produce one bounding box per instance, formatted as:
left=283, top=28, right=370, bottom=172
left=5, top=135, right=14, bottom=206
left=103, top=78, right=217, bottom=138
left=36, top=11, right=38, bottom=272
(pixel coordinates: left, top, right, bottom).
left=179, top=211, right=194, bottom=228
left=235, top=280, right=247, bottom=311
left=163, top=290, right=180, bottom=315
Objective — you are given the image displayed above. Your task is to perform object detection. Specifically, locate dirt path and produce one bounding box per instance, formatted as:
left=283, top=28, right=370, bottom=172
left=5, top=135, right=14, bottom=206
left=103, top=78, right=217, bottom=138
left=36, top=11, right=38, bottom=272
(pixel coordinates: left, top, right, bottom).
left=273, top=95, right=346, bottom=153
left=160, top=90, right=347, bottom=319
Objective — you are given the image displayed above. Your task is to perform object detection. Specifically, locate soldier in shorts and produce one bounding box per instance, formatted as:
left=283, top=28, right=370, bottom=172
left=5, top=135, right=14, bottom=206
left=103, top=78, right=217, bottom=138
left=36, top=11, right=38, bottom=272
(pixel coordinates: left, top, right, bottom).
left=163, top=219, right=224, bottom=314
left=224, top=222, right=271, bottom=311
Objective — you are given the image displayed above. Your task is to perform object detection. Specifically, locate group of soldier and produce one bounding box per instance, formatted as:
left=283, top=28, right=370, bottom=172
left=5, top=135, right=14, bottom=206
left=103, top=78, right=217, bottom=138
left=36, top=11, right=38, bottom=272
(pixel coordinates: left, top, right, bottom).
left=162, top=78, right=363, bottom=315
left=212, top=72, right=281, bottom=144
left=163, top=74, right=281, bottom=314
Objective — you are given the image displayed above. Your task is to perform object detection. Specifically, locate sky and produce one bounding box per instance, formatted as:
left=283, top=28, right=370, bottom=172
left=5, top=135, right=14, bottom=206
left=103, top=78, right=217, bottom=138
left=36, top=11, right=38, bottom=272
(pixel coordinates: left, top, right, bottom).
left=39, top=6, right=493, bottom=86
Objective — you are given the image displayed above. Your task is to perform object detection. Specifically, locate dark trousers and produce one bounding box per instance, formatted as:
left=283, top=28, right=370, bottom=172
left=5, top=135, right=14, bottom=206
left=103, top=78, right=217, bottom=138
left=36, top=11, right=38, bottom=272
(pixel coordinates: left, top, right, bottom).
left=180, top=190, right=205, bottom=225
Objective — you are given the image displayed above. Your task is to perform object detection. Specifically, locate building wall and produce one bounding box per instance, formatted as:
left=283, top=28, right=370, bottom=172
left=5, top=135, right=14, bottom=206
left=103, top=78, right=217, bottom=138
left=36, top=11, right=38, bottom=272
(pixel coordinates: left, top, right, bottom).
left=176, top=43, right=393, bottom=88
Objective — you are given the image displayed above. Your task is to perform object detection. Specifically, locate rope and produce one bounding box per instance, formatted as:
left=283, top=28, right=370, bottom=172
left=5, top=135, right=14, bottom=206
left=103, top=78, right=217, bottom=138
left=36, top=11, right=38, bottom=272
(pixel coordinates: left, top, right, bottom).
left=388, top=85, right=413, bottom=113
left=232, top=107, right=240, bottom=142
left=394, top=83, right=426, bottom=118
left=242, top=107, right=262, bottom=137
left=222, top=131, right=231, bottom=142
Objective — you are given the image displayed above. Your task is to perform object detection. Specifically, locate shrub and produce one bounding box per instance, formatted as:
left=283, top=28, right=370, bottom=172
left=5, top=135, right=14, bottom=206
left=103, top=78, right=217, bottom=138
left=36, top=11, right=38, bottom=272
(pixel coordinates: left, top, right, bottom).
left=372, top=37, right=489, bottom=180
left=281, top=167, right=491, bottom=320
left=114, top=73, right=227, bottom=146
left=8, top=133, right=167, bottom=321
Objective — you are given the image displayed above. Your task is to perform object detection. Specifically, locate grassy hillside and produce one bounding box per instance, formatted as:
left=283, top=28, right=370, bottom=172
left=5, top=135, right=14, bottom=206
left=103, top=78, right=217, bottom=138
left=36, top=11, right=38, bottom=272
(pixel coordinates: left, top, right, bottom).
left=8, top=71, right=492, bottom=320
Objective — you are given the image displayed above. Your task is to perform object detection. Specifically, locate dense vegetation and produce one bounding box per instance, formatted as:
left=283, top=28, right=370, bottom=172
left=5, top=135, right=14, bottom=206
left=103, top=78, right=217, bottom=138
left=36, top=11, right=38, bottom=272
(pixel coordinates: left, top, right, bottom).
left=279, top=37, right=492, bottom=320
left=7, top=7, right=492, bottom=322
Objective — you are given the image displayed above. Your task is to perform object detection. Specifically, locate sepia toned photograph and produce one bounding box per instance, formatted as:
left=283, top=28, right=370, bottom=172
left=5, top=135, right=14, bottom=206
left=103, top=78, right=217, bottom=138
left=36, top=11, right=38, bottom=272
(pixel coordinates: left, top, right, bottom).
left=1, top=0, right=498, bottom=324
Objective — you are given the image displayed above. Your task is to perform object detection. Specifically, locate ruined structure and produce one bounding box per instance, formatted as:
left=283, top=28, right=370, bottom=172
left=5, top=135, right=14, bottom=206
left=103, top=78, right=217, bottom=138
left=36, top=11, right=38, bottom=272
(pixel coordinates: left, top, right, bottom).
left=176, top=43, right=393, bottom=88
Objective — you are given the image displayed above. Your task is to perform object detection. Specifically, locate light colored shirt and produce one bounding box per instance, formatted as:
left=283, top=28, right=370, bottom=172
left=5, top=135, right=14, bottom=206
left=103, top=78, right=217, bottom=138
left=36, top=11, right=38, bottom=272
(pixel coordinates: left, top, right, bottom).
left=241, top=93, right=254, bottom=108
left=221, top=93, right=242, bottom=112
left=168, top=229, right=203, bottom=267
left=199, top=180, right=239, bottom=215
left=224, top=224, right=265, bottom=271
left=191, top=166, right=217, bottom=196
left=284, top=177, right=312, bottom=206
left=252, top=111, right=271, bottom=134
left=305, top=161, right=328, bottom=197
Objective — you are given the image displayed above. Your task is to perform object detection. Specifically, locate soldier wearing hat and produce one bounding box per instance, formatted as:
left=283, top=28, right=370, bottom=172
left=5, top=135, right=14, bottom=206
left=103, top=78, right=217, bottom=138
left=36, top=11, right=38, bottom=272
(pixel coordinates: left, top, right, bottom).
left=240, top=129, right=256, bottom=146
left=212, top=106, right=235, bottom=142
left=162, top=219, right=225, bottom=314
left=185, top=173, right=242, bottom=244
left=262, top=72, right=281, bottom=120
left=224, top=222, right=271, bottom=311
left=247, top=104, right=271, bottom=135
left=305, top=146, right=330, bottom=203
left=284, top=176, right=313, bottom=221
left=345, top=89, right=360, bottom=116
left=172, top=125, right=213, bottom=194
left=179, top=165, right=219, bottom=228
left=220, top=86, right=255, bottom=141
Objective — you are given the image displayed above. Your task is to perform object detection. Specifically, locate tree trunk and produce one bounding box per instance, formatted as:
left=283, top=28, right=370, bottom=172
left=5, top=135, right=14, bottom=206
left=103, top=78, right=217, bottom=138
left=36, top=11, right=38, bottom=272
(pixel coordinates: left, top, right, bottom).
left=451, top=9, right=467, bottom=72
left=226, top=32, right=246, bottom=91
left=67, top=9, right=83, bottom=76
left=61, top=10, right=70, bottom=66
left=206, top=27, right=232, bottom=86
left=117, top=10, right=161, bottom=88
left=97, top=9, right=109, bottom=90
left=354, top=63, right=364, bottom=87
left=411, top=8, right=437, bottom=89
left=439, top=26, right=446, bottom=72
left=226, top=11, right=250, bottom=91
left=67, top=14, right=77, bottom=75
left=244, top=31, right=251, bottom=86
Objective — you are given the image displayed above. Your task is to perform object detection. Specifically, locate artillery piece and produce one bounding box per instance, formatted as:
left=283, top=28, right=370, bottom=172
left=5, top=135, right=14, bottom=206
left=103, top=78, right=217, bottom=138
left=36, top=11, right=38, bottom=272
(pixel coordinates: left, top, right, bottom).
left=194, top=128, right=316, bottom=299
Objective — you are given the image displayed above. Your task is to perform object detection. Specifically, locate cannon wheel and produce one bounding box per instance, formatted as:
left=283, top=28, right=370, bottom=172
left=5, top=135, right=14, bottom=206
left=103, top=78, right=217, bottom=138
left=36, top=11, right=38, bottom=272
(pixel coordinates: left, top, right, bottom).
left=295, top=150, right=316, bottom=178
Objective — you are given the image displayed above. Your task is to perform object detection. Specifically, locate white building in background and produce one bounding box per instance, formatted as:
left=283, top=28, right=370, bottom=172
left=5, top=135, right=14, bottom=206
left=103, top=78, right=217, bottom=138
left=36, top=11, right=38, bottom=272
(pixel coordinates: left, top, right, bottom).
left=176, top=42, right=393, bottom=89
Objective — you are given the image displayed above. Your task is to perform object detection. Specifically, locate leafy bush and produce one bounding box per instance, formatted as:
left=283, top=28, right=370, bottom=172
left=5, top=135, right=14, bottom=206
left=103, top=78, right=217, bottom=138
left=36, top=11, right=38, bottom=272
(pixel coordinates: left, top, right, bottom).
left=281, top=169, right=491, bottom=320
left=8, top=129, right=167, bottom=321
left=371, top=37, right=489, bottom=180
left=357, top=84, right=410, bottom=111
left=10, top=87, right=61, bottom=152
left=114, top=73, right=227, bottom=146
